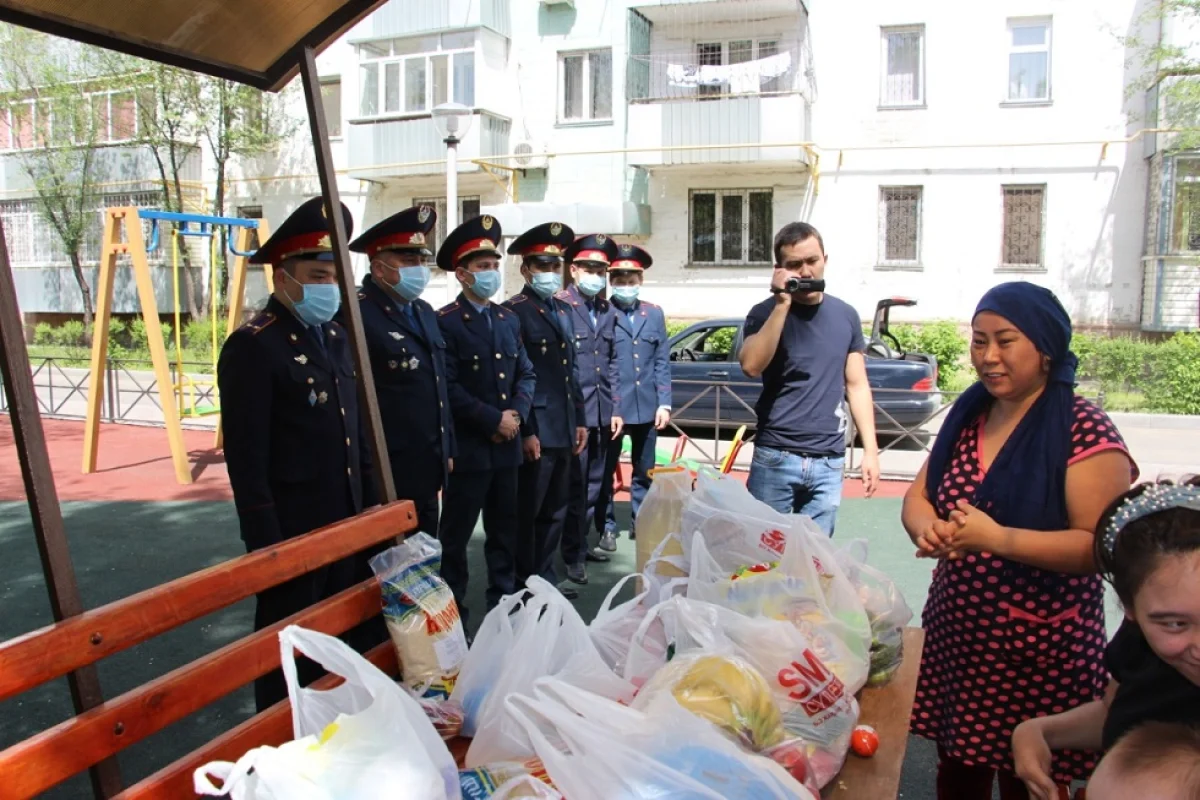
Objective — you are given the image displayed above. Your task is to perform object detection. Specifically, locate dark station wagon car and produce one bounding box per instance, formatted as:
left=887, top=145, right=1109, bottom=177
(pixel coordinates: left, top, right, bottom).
left=668, top=298, right=942, bottom=442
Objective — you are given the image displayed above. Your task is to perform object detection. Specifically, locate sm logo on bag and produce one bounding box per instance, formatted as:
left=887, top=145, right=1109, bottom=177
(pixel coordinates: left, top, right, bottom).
left=777, top=649, right=846, bottom=715
left=759, top=528, right=786, bottom=556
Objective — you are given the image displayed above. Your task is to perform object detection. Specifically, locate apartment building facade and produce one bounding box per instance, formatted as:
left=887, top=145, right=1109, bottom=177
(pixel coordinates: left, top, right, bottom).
left=5, top=0, right=1199, bottom=331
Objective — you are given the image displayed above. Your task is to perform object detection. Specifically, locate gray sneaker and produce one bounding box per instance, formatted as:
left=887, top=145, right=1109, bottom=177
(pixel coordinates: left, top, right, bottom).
left=597, top=530, right=618, bottom=553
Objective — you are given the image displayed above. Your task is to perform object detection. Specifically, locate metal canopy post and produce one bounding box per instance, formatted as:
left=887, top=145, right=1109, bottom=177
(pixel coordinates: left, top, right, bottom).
left=0, top=222, right=124, bottom=796
left=298, top=45, right=396, bottom=504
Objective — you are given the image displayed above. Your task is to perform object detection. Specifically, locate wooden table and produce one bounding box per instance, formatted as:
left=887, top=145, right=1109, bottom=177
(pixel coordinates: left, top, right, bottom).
left=448, top=627, right=926, bottom=800
left=825, top=627, right=925, bottom=799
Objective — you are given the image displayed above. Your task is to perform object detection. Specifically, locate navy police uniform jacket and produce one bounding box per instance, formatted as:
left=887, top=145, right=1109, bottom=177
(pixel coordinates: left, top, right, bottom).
left=502, top=285, right=585, bottom=449
left=218, top=296, right=377, bottom=551
left=437, top=293, right=536, bottom=471
left=556, top=284, right=620, bottom=428
left=354, top=275, right=455, bottom=488
left=612, top=299, right=672, bottom=425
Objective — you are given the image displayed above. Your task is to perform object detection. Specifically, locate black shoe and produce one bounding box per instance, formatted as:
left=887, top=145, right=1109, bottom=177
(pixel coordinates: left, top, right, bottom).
left=558, top=583, right=579, bottom=600
left=586, top=548, right=611, bottom=563
left=597, top=530, right=618, bottom=552
left=628, top=529, right=636, bottom=541
left=565, top=562, right=588, bottom=585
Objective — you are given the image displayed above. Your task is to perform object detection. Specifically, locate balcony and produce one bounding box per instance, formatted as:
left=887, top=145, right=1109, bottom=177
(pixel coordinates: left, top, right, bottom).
left=345, top=110, right=511, bottom=181
left=1142, top=255, right=1200, bottom=332
left=358, top=0, right=511, bottom=39
left=627, top=94, right=809, bottom=168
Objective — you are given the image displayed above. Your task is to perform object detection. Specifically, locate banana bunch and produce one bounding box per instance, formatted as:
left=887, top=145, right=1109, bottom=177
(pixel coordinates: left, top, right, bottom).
left=669, top=654, right=786, bottom=752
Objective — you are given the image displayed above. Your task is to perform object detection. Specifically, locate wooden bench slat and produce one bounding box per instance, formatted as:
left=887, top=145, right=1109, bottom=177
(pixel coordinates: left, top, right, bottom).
left=113, top=643, right=399, bottom=800
left=0, top=578, right=388, bottom=800
left=0, top=500, right=415, bottom=703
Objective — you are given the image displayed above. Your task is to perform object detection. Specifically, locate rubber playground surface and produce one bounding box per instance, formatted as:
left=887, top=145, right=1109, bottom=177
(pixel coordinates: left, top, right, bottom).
left=0, top=418, right=939, bottom=798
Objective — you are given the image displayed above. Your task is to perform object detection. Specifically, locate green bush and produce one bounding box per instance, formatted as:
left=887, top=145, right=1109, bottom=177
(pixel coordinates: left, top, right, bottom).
left=704, top=326, right=736, bottom=354
left=183, top=318, right=217, bottom=359
left=33, top=322, right=54, bottom=345
left=1146, top=332, right=1200, bottom=415
left=51, top=320, right=86, bottom=347
left=1088, top=335, right=1148, bottom=394
left=666, top=320, right=689, bottom=339
left=884, top=320, right=968, bottom=390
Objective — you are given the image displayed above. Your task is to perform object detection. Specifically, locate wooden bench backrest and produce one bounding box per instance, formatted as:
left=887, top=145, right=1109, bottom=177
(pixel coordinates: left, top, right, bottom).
left=0, top=500, right=416, bottom=800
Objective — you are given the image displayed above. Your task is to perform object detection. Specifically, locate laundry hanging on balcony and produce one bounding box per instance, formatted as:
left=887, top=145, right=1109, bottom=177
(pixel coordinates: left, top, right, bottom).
left=666, top=52, right=791, bottom=93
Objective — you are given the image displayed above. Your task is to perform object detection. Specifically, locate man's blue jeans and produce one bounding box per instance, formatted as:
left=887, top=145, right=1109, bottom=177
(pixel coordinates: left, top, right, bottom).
left=746, top=445, right=845, bottom=536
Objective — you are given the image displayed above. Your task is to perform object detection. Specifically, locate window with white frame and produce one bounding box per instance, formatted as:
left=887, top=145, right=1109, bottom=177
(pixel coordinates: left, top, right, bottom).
left=560, top=49, right=612, bottom=122
left=358, top=33, right=475, bottom=118
left=693, top=39, right=787, bottom=98
left=0, top=88, right=148, bottom=151
left=880, top=26, right=924, bottom=108
left=321, top=78, right=342, bottom=137
left=878, top=186, right=922, bottom=267
left=411, top=195, right=482, bottom=253
left=1006, top=18, right=1051, bottom=102
left=1000, top=185, right=1046, bottom=269
left=0, top=190, right=163, bottom=266
left=689, top=189, right=773, bottom=266
left=1171, top=157, right=1200, bottom=253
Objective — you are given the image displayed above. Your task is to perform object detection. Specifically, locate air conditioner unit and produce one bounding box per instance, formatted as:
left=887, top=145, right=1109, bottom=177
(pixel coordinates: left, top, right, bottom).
left=511, top=139, right=549, bottom=170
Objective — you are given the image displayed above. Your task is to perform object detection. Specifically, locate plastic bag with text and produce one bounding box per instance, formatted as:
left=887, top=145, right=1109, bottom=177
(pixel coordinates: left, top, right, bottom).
left=463, top=577, right=635, bottom=767
left=834, top=538, right=913, bottom=687
left=667, top=596, right=859, bottom=788
left=506, top=678, right=818, bottom=800
left=369, top=534, right=468, bottom=699
left=195, top=625, right=460, bottom=800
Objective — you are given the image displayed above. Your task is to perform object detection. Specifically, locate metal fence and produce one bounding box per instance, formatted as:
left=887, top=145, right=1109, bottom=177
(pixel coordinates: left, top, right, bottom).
left=0, top=356, right=218, bottom=426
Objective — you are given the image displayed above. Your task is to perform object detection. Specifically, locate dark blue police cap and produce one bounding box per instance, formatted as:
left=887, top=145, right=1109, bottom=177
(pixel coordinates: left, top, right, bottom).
left=564, top=233, right=619, bottom=266
left=250, top=196, right=353, bottom=265
left=349, top=204, right=437, bottom=258
left=436, top=214, right=503, bottom=271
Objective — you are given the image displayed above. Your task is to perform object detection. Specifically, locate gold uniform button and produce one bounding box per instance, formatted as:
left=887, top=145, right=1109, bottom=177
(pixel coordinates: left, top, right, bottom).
left=636, top=380, right=641, bottom=385
left=634, top=354, right=640, bottom=359
left=439, top=401, right=444, bottom=408
left=346, top=467, right=352, bottom=475
left=307, top=377, right=314, bottom=384
left=636, top=366, right=641, bottom=372
left=495, top=353, right=502, bottom=360
left=345, top=438, right=351, bottom=446
left=595, top=367, right=601, bottom=372
left=562, top=359, right=568, bottom=365
left=499, top=372, right=506, bottom=379
left=340, top=408, right=346, bottom=416
left=633, top=339, right=638, bottom=345
left=561, top=342, right=566, bottom=349
left=501, top=393, right=508, bottom=400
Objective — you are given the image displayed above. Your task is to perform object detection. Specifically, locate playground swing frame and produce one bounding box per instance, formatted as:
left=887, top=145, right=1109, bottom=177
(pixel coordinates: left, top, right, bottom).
left=80, top=209, right=272, bottom=485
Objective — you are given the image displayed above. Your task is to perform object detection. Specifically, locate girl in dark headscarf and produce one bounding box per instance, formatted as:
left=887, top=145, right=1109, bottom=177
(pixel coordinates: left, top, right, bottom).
left=903, top=282, right=1137, bottom=799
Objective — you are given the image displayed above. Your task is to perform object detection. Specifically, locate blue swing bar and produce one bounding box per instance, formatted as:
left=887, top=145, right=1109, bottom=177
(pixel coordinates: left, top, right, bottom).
left=137, top=209, right=261, bottom=256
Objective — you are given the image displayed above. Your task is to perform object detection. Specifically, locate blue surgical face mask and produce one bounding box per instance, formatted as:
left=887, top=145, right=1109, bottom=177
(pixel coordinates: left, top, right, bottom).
left=469, top=268, right=502, bottom=300
left=529, top=271, right=562, bottom=300
left=386, top=265, right=431, bottom=302
left=285, top=271, right=341, bottom=326
left=612, top=285, right=640, bottom=306
left=577, top=272, right=606, bottom=298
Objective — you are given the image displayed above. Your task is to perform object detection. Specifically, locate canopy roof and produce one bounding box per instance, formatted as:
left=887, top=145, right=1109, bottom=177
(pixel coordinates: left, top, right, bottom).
left=0, top=0, right=387, bottom=90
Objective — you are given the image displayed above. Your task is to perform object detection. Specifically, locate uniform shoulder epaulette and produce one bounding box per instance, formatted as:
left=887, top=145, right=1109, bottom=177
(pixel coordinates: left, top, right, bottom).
left=438, top=303, right=460, bottom=317
left=507, top=293, right=527, bottom=305
left=553, top=289, right=571, bottom=300
left=641, top=300, right=660, bottom=309
left=242, top=311, right=276, bottom=335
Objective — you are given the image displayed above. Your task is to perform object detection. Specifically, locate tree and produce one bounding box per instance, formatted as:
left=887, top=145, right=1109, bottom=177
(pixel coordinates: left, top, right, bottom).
left=0, top=26, right=114, bottom=335
left=193, top=78, right=296, bottom=310
left=1127, top=0, right=1200, bottom=149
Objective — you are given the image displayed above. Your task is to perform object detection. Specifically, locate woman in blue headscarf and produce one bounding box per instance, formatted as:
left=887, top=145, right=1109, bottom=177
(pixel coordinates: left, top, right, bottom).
left=903, top=282, right=1137, bottom=799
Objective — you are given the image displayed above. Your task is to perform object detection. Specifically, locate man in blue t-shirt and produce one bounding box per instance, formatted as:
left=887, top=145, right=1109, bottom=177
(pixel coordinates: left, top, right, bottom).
left=738, top=222, right=879, bottom=535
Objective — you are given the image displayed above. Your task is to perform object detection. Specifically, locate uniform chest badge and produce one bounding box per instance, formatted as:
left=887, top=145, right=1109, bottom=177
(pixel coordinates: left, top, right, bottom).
left=317, top=391, right=328, bottom=404
left=390, top=331, right=403, bottom=340
left=294, top=355, right=308, bottom=365
left=409, top=356, right=420, bottom=370
left=388, top=360, right=398, bottom=369
left=308, top=389, right=317, bottom=406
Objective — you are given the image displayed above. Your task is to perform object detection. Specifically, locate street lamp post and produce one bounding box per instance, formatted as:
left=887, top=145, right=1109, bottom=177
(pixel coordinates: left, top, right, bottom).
left=432, top=103, right=474, bottom=303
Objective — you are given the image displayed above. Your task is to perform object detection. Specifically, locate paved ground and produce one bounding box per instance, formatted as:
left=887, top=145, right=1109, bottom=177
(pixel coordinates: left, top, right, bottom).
left=1, top=414, right=1190, bottom=798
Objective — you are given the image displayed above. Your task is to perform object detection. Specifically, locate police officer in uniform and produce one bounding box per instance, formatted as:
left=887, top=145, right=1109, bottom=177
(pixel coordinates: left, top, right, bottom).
left=502, top=222, right=588, bottom=600
left=557, top=234, right=623, bottom=585
left=218, top=197, right=377, bottom=711
left=347, top=205, right=454, bottom=537
left=435, top=215, right=536, bottom=623
left=599, top=244, right=671, bottom=549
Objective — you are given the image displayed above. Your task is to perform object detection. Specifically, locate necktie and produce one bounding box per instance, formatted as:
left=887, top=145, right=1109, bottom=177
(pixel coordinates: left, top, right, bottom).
left=308, top=324, right=327, bottom=354
left=587, top=301, right=597, bottom=327
left=402, top=303, right=414, bottom=321
left=481, top=305, right=492, bottom=333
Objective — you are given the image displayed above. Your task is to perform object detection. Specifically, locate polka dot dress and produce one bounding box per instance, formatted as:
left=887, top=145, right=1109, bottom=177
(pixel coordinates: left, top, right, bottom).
left=910, top=397, right=1136, bottom=783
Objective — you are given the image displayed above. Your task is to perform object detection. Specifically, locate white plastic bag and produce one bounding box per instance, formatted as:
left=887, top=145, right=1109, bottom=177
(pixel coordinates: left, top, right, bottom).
left=452, top=590, right=527, bottom=737
left=590, top=561, right=687, bottom=676
left=463, top=577, right=635, bottom=767
left=634, top=466, right=693, bottom=585
left=667, top=597, right=859, bottom=788
left=506, top=678, right=817, bottom=800
left=195, top=625, right=460, bottom=800
left=687, top=530, right=870, bottom=694
left=835, top=538, right=914, bottom=687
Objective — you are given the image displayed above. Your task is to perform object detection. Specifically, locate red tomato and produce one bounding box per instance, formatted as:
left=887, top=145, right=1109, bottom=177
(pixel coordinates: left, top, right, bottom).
left=851, top=725, right=879, bottom=757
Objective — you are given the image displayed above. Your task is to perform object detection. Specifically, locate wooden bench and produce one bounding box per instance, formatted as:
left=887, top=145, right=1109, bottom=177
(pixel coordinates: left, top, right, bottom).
left=0, top=500, right=417, bottom=800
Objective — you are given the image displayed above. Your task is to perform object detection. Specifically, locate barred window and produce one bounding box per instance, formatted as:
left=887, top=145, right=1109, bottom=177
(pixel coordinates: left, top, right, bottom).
left=411, top=195, right=481, bottom=254
left=689, top=189, right=773, bottom=266
left=1171, top=158, right=1200, bottom=253
left=880, top=26, right=924, bottom=108
left=0, top=190, right=163, bottom=267
left=878, top=186, right=922, bottom=267
left=1000, top=185, right=1046, bottom=269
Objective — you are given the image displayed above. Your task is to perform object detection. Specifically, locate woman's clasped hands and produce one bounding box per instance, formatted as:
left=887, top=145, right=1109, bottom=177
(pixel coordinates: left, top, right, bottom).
left=915, top=499, right=1007, bottom=560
